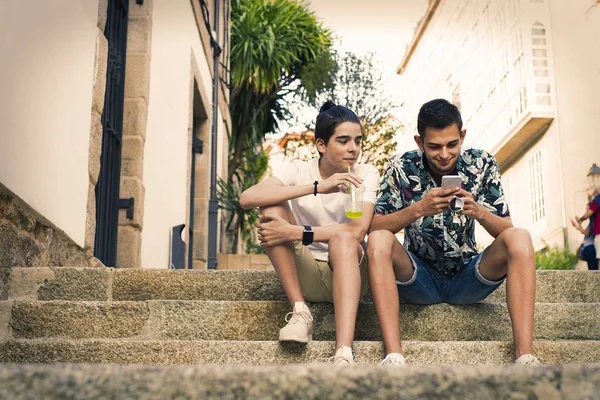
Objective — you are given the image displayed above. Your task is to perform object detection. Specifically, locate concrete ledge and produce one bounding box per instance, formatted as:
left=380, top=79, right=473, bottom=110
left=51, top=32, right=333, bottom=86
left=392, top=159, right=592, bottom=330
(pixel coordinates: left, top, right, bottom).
left=0, top=363, right=598, bottom=399
left=7, top=300, right=600, bottom=341
left=0, top=339, right=598, bottom=365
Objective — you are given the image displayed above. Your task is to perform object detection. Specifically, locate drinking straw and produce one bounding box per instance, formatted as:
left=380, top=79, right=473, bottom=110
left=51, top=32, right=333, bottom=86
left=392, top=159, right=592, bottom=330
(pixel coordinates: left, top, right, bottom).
left=348, top=166, right=356, bottom=210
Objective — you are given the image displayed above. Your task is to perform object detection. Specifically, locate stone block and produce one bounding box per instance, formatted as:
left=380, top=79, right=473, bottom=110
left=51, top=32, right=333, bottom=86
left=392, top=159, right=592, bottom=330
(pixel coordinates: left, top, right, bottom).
left=124, top=54, right=150, bottom=100
left=47, top=229, right=87, bottom=268
left=0, top=301, right=12, bottom=339
left=116, top=226, right=141, bottom=269
left=88, top=112, right=103, bottom=186
left=128, top=0, right=153, bottom=18
left=123, top=99, right=148, bottom=140
left=7, top=268, right=55, bottom=300
left=97, top=0, right=108, bottom=31
left=118, top=177, right=145, bottom=228
left=36, top=268, right=110, bottom=301
left=121, top=136, right=145, bottom=178
left=192, top=234, right=206, bottom=260
left=0, top=222, right=41, bottom=268
left=224, top=254, right=251, bottom=270
left=216, top=253, right=228, bottom=270
left=84, top=183, right=96, bottom=256
left=250, top=254, right=271, bottom=268
left=127, top=17, right=152, bottom=54
left=0, top=363, right=599, bottom=399
left=91, top=31, right=108, bottom=116
left=192, top=260, right=206, bottom=270
left=192, top=198, right=208, bottom=232
left=10, top=301, right=149, bottom=339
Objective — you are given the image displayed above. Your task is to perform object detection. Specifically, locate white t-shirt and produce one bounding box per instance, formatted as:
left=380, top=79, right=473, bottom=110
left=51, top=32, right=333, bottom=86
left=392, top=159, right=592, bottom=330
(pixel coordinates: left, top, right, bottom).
left=272, top=158, right=380, bottom=261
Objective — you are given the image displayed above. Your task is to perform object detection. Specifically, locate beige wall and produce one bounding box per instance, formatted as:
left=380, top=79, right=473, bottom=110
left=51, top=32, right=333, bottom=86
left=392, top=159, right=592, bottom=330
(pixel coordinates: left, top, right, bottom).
left=142, top=0, right=223, bottom=268
left=548, top=0, right=600, bottom=251
left=0, top=1, right=99, bottom=246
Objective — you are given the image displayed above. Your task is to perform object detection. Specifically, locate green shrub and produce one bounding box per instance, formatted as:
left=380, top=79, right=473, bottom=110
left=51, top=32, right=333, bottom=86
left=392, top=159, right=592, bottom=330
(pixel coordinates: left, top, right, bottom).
left=535, top=246, right=576, bottom=270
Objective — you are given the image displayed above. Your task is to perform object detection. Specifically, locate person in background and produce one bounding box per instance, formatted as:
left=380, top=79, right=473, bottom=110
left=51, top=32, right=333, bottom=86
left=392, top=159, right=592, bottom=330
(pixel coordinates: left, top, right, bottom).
left=239, top=101, right=380, bottom=365
left=575, top=187, right=600, bottom=265
left=571, top=217, right=597, bottom=270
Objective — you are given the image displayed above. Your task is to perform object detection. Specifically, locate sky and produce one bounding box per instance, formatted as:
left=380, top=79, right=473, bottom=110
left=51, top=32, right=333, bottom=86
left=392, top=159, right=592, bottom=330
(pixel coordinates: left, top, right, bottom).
left=308, top=0, right=428, bottom=104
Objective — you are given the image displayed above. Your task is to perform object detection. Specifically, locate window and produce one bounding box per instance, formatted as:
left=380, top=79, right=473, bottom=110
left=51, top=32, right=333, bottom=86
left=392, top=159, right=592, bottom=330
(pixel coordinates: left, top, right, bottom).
left=529, top=151, right=546, bottom=223
left=531, top=22, right=552, bottom=105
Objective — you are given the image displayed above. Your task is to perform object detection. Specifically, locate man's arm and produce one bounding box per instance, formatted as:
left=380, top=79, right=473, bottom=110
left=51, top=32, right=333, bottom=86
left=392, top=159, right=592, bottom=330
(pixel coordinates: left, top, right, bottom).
left=455, top=188, right=512, bottom=238
left=370, top=187, right=460, bottom=234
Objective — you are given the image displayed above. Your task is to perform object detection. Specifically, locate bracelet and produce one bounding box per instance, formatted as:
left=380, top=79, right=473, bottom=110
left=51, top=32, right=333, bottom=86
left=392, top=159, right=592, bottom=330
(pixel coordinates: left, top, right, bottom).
left=313, top=181, right=318, bottom=196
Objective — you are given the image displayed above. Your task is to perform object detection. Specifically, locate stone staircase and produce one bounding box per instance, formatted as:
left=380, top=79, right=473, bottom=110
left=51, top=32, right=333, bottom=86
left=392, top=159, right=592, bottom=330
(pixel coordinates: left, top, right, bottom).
left=1, top=267, right=599, bottom=398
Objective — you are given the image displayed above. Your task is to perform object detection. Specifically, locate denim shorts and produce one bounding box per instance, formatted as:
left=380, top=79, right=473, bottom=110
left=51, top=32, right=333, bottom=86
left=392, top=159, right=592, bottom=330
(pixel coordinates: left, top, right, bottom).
left=396, top=251, right=505, bottom=305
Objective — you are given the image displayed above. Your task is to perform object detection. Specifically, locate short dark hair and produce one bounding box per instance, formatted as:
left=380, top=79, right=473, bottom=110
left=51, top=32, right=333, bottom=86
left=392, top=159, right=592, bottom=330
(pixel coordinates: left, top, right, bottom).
left=417, top=99, right=463, bottom=137
left=315, top=100, right=361, bottom=154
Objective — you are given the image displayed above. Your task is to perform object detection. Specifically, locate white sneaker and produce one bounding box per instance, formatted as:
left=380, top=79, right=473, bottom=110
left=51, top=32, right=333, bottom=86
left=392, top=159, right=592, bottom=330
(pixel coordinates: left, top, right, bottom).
left=328, top=345, right=356, bottom=366
left=278, top=302, right=313, bottom=343
left=379, top=353, right=407, bottom=366
left=514, top=354, right=542, bottom=366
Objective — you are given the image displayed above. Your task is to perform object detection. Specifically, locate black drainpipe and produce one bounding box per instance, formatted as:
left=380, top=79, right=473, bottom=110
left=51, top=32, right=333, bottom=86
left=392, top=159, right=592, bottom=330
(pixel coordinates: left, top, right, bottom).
left=206, top=0, right=221, bottom=269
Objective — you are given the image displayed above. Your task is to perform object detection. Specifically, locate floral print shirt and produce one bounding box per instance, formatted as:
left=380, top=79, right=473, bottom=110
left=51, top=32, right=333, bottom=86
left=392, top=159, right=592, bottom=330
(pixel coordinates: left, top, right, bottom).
left=375, top=148, right=510, bottom=276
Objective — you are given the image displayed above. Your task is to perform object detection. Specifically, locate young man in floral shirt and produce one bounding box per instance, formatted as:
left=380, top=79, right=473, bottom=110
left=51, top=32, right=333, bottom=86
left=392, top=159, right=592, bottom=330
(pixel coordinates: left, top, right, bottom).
left=366, top=99, right=540, bottom=365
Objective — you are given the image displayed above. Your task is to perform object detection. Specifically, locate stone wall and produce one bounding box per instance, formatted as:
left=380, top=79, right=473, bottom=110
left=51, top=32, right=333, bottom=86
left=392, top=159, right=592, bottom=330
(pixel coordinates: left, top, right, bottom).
left=0, top=185, right=89, bottom=300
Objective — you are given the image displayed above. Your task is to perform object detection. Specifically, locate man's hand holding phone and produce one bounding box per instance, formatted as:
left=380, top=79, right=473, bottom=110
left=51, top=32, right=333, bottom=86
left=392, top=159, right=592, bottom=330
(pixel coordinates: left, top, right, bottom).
left=417, top=187, right=460, bottom=217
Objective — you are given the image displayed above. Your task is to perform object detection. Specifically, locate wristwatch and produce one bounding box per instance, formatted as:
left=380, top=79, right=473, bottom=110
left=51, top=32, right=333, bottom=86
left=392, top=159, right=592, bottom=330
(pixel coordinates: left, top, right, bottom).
left=302, top=225, right=313, bottom=246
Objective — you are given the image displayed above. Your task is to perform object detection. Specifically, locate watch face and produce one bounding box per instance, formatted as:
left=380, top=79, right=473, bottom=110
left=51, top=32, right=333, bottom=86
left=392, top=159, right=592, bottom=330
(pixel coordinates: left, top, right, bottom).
left=302, top=227, right=314, bottom=245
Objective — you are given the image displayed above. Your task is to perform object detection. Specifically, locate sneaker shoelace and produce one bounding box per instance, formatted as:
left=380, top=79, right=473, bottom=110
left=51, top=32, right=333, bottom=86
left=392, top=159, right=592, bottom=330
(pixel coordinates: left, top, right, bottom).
left=379, top=354, right=406, bottom=366
left=284, top=311, right=313, bottom=326
left=328, top=355, right=356, bottom=365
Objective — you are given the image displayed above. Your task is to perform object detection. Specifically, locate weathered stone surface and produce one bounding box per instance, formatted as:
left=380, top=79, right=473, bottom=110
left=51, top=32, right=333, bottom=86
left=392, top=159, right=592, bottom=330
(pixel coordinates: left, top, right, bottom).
left=128, top=0, right=153, bottom=18
left=0, top=301, right=13, bottom=340
left=10, top=301, right=149, bottom=339
left=0, top=222, right=41, bottom=269
left=91, top=30, right=108, bottom=116
left=0, top=339, right=598, bottom=366
left=8, top=300, right=599, bottom=341
left=127, top=16, right=152, bottom=54
left=116, top=226, right=142, bottom=268
left=112, top=270, right=287, bottom=301
left=47, top=230, right=87, bottom=267
left=124, top=54, right=150, bottom=100
left=123, top=99, right=148, bottom=140
left=0, top=363, right=598, bottom=400
left=488, top=270, right=600, bottom=303
left=121, top=136, right=145, bottom=178
left=8, top=267, right=118, bottom=302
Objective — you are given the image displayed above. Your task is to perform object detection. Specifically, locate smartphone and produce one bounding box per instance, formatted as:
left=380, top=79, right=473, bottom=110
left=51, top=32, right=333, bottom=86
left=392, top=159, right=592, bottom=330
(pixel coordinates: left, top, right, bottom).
left=441, top=175, right=462, bottom=189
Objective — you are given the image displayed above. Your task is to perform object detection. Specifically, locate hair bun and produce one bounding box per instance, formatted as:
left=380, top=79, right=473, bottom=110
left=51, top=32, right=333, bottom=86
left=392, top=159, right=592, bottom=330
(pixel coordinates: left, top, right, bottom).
left=319, top=100, right=336, bottom=113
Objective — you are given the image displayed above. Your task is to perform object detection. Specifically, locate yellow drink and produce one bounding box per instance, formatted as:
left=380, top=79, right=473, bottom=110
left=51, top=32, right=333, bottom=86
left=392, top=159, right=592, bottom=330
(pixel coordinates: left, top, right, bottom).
left=345, top=211, right=363, bottom=219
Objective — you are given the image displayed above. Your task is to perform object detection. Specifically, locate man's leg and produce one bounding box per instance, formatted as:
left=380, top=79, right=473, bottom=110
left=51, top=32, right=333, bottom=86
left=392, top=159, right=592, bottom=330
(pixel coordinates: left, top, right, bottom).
left=328, top=231, right=364, bottom=350
left=366, top=230, right=415, bottom=355
left=260, top=203, right=304, bottom=304
left=478, top=227, right=536, bottom=358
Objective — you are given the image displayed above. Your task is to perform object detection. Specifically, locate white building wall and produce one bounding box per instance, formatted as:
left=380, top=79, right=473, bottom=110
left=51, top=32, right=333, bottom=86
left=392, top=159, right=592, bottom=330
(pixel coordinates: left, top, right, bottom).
left=398, top=0, right=600, bottom=252
left=0, top=1, right=99, bottom=246
left=142, top=0, right=221, bottom=268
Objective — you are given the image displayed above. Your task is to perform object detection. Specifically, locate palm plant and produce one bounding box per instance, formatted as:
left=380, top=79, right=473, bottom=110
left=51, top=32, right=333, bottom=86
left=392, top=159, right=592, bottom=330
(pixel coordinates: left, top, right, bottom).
left=229, top=0, right=336, bottom=180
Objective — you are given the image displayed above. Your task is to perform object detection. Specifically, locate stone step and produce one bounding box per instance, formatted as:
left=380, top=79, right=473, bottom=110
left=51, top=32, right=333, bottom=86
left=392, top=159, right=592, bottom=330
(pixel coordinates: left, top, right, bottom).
left=0, top=363, right=598, bottom=399
left=6, top=300, right=599, bottom=341
left=0, top=339, right=598, bottom=365
left=8, top=267, right=600, bottom=303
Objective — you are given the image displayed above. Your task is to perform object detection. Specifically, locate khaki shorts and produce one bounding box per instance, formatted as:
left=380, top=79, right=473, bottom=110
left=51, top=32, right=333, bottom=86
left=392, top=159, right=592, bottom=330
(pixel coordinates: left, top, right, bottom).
left=595, top=235, right=600, bottom=260
left=293, top=241, right=369, bottom=303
